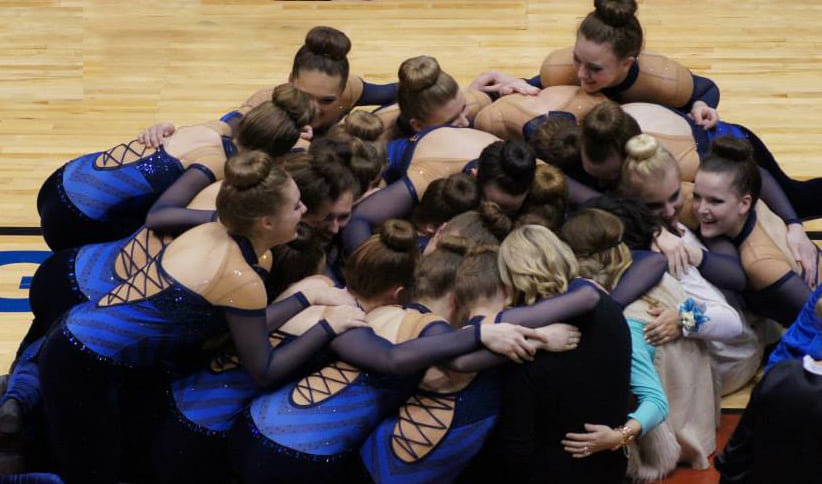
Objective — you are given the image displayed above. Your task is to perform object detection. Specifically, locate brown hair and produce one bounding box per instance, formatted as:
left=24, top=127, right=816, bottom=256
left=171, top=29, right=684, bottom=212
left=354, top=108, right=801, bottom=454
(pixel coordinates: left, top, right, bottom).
left=325, top=111, right=387, bottom=193
left=581, top=101, right=640, bottom=165
left=578, top=0, right=644, bottom=60
left=529, top=117, right=582, bottom=170
left=291, top=26, right=351, bottom=91
left=284, top=152, right=359, bottom=215
left=517, top=164, right=568, bottom=231
left=236, top=83, right=314, bottom=158
left=217, top=150, right=293, bottom=236
left=413, top=173, right=480, bottom=230
left=455, top=244, right=503, bottom=323
left=700, top=135, right=762, bottom=206
left=397, top=56, right=460, bottom=124
left=560, top=208, right=632, bottom=291
left=413, top=234, right=473, bottom=302
left=445, top=201, right=513, bottom=246
left=265, top=223, right=326, bottom=300
left=344, top=219, right=419, bottom=299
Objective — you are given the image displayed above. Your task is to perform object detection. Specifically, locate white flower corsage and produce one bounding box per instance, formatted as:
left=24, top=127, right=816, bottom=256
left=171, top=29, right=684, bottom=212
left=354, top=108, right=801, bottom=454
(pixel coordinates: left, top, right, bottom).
left=679, top=298, right=708, bottom=337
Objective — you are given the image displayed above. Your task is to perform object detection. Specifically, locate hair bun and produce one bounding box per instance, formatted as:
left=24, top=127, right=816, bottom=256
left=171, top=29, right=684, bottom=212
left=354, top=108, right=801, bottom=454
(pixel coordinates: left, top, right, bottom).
left=479, top=201, right=513, bottom=241
left=225, top=150, right=276, bottom=190
left=272, top=83, right=314, bottom=127
left=304, top=26, right=351, bottom=61
left=344, top=111, right=384, bottom=142
left=710, top=135, right=753, bottom=162
left=380, top=219, right=418, bottom=252
left=624, top=133, right=659, bottom=161
left=594, top=0, right=638, bottom=27
left=398, top=56, right=441, bottom=93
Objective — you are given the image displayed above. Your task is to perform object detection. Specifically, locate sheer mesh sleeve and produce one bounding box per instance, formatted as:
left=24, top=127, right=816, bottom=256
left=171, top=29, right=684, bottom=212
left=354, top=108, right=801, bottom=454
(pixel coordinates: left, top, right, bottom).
left=610, top=251, right=667, bottom=307
left=698, top=238, right=748, bottom=291
left=681, top=74, right=720, bottom=110
left=227, top=311, right=336, bottom=388
left=746, top=273, right=811, bottom=328
left=357, top=81, right=398, bottom=107
left=327, top=321, right=481, bottom=375
left=758, top=167, right=800, bottom=224
left=566, top=175, right=602, bottom=207
left=342, top=178, right=418, bottom=254
left=145, top=165, right=217, bottom=235
left=265, top=292, right=310, bottom=332
left=525, top=74, right=542, bottom=89
left=497, top=280, right=602, bottom=328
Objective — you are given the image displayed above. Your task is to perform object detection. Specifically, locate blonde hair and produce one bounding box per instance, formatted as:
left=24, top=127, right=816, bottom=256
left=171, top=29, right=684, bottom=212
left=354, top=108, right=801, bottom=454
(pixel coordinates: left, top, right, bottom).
left=618, top=133, right=680, bottom=195
left=498, top=225, right=578, bottom=306
left=560, top=208, right=632, bottom=291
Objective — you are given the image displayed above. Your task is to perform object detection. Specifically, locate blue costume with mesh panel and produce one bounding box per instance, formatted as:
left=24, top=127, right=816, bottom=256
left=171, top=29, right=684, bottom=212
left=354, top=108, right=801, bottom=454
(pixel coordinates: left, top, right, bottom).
left=358, top=315, right=499, bottom=484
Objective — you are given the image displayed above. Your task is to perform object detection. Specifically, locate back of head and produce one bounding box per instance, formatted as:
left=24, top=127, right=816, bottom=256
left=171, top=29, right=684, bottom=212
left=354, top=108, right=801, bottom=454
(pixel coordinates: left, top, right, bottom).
left=582, top=101, right=641, bottom=165
left=237, top=83, right=314, bottom=157
left=325, top=111, right=387, bottom=194
left=413, top=173, right=480, bottom=230
left=529, top=117, right=582, bottom=170
left=291, top=26, right=351, bottom=90
left=560, top=208, right=632, bottom=291
left=578, top=0, right=643, bottom=60
left=498, top=225, right=578, bottom=306
left=455, top=244, right=503, bottom=321
left=413, top=234, right=473, bottom=301
left=285, top=152, right=359, bottom=215
left=397, top=55, right=460, bottom=124
left=477, top=140, right=537, bottom=196
left=580, top=195, right=662, bottom=250
left=618, top=133, right=679, bottom=194
left=524, top=163, right=568, bottom=208
left=701, top=135, right=761, bottom=205
left=266, top=223, right=326, bottom=299
left=217, top=150, right=292, bottom=236
left=446, top=201, right=514, bottom=246
left=344, top=219, right=419, bottom=299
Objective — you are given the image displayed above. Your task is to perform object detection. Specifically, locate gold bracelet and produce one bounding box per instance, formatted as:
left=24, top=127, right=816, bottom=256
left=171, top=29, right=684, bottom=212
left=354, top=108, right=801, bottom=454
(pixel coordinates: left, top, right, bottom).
left=611, top=425, right=635, bottom=451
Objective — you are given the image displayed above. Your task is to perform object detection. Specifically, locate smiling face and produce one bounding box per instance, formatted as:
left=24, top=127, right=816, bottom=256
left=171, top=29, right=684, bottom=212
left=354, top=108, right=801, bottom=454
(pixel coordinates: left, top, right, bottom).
left=692, top=170, right=752, bottom=239
left=573, top=34, right=635, bottom=94
left=291, top=69, right=345, bottom=130
left=267, top=178, right=307, bottom=246
left=633, top=168, right=683, bottom=227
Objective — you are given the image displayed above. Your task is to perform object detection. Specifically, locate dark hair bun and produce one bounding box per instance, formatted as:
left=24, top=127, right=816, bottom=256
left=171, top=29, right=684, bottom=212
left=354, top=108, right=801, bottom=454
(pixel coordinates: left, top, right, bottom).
left=225, top=150, right=276, bottom=190
left=398, top=56, right=441, bottom=93
left=304, top=26, right=351, bottom=61
left=380, top=219, right=418, bottom=252
left=710, top=135, right=754, bottom=162
left=594, top=0, right=638, bottom=27
left=479, top=201, right=513, bottom=241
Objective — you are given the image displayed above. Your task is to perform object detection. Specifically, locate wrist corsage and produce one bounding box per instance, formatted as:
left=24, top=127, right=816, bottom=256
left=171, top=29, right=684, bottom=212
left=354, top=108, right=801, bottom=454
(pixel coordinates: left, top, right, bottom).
left=679, top=297, right=708, bottom=337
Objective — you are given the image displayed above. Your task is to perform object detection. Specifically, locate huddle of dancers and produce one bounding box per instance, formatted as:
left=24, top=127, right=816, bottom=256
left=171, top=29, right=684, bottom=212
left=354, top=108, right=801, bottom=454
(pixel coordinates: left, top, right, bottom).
left=3, top=1, right=822, bottom=483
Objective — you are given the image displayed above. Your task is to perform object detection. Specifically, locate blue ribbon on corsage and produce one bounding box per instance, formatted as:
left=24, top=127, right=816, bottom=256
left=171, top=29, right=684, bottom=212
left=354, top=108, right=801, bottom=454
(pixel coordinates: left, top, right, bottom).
left=679, top=297, right=709, bottom=337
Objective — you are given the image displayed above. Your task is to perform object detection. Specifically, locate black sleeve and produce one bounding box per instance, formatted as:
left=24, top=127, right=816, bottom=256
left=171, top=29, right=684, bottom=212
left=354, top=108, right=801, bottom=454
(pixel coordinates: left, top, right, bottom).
left=341, top=178, right=418, bottom=254
left=747, top=274, right=812, bottom=328
left=758, top=167, right=801, bottom=224
left=328, top=321, right=481, bottom=376
left=698, top=238, right=748, bottom=292
left=497, top=282, right=601, bottom=328
left=680, top=74, right=720, bottom=111
left=525, top=74, right=542, bottom=89
left=145, top=165, right=216, bottom=235
left=566, top=175, right=602, bottom=207
left=611, top=251, right=667, bottom=307
left=492, top=364, right=538, bottom=482
left=356, top=81, right=399, bottom=107
left=265, top=292, right=310, bottom=332
left=227, top=310, right=337, bottom=388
